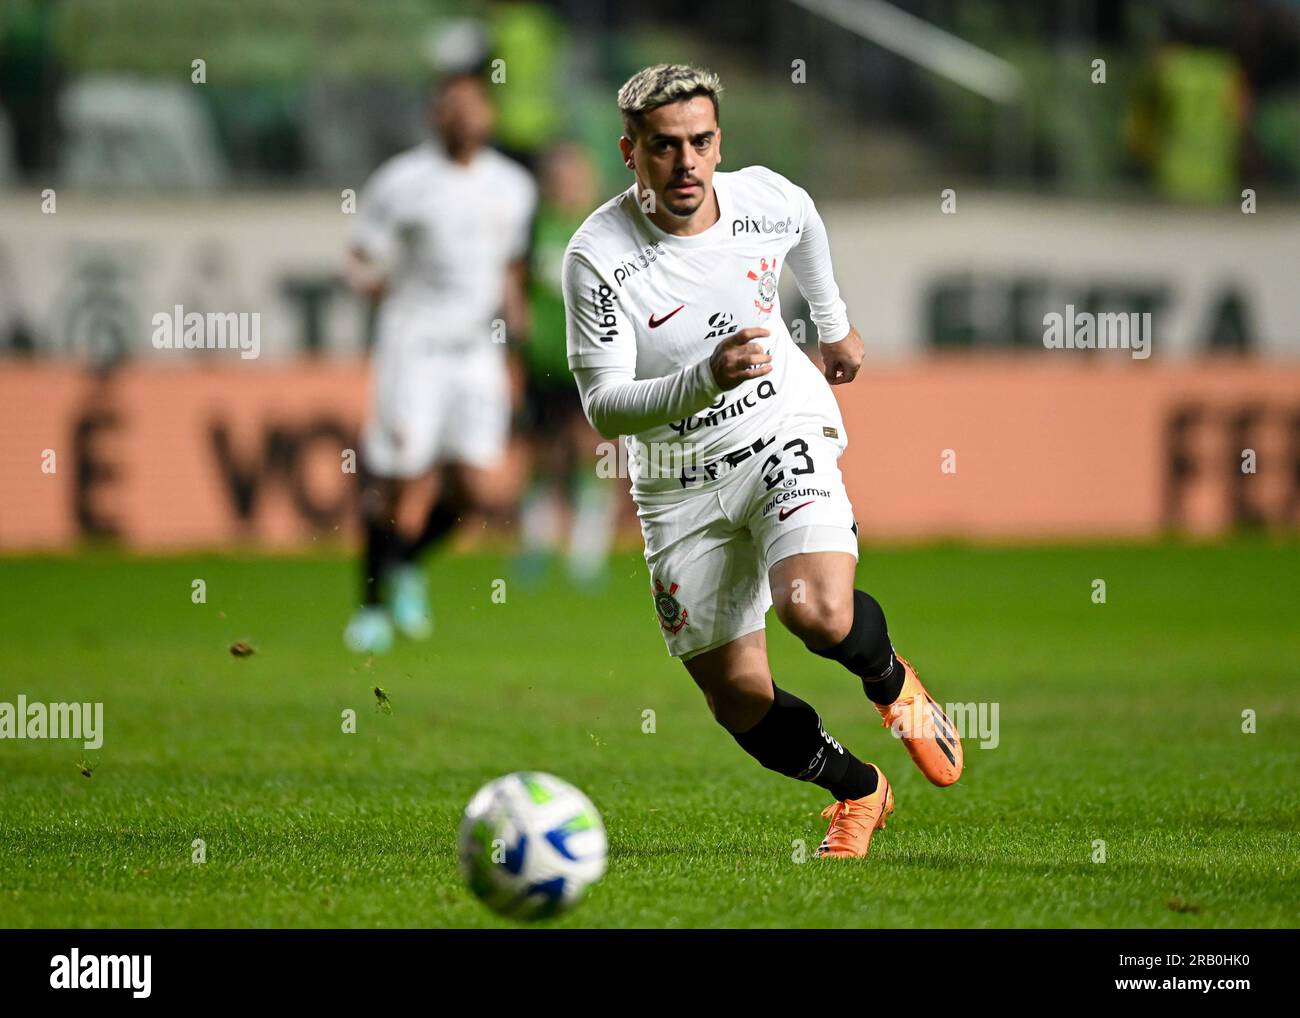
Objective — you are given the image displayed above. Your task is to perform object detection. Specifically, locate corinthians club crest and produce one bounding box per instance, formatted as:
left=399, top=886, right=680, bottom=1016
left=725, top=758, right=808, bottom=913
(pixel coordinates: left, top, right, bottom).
left=746, top=256, right=778, bottom=314
left=653, top=579, right=689, bottom=634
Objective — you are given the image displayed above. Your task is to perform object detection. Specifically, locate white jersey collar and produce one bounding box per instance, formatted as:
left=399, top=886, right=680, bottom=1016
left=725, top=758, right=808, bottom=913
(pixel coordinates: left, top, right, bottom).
left=632, top=171, right=729, bottom=246
left=424, top=138, right=489, bottom=174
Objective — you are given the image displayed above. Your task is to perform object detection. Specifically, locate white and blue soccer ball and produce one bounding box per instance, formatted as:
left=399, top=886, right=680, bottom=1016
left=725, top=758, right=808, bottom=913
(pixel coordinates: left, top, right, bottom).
left=458, top=771, right=607, bottom=920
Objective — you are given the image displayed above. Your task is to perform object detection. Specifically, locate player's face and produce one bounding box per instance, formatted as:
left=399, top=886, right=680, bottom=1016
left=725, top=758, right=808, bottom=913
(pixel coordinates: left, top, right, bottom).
left=434, top=78, right=494, bottom=155
left=622, top=96, right=721, bottom=220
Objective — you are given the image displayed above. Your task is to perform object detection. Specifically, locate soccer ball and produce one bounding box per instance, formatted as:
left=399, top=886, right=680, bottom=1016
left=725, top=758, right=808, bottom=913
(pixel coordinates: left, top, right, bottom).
left=458, top=771, right=607, bottom=920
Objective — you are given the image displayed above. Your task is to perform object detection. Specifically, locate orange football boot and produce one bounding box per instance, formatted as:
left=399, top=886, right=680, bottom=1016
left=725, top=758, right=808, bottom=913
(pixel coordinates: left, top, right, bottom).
left=815, top=764, right=894, bottom=859
left=876, top=655, right=963, bottom=787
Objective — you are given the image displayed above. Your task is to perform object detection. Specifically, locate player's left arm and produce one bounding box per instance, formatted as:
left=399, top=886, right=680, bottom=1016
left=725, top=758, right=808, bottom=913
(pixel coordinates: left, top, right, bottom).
left=784, top=183, right=864, bottom=385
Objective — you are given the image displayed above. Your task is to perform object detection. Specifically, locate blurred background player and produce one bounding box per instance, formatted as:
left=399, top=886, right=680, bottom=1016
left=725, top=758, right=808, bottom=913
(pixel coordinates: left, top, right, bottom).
left=515, top=142, right=616, bottom=589
left=343, top=70, right=537, bottom=653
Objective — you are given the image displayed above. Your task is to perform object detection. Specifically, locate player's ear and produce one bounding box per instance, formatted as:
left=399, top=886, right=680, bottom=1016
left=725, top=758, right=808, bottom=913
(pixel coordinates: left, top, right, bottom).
left=618, top=134, right=634, bottom=170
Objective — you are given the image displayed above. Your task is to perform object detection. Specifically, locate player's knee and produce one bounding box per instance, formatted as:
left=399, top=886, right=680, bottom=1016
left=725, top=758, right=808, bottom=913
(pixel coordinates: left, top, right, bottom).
left=358, top=478, right=397, bottom=523
left=776, top=592, right=853, bottom=650
left=448, top=464, right=494, bottom=510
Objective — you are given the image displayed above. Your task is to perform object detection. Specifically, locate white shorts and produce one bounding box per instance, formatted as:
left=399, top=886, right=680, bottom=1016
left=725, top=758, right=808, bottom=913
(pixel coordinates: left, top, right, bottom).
left=638, top=422, right=859, bottom=660
left=361, top=343, right=509, bottom=478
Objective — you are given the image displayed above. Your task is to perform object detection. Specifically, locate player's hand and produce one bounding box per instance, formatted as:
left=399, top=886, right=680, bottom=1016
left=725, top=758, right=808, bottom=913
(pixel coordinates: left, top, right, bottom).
left=710, top=328, right=772, bottom=391
left=344, top=246, right=388, bottom=302
left=820, top=326, right=864, bottom=385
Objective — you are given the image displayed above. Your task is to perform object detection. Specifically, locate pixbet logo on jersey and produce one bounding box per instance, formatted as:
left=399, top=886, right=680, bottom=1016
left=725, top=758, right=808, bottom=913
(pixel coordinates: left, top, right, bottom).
left=611, top=241, right=666, bottom=287
left=589, top=284, right=619, bottom=343
left=732, top=213, right=795, bottom=236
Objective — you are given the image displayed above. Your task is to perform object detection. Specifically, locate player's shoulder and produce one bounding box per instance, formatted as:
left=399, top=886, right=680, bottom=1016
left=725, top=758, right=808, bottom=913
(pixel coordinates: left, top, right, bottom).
left=481, top=148, right=537, bottom=198
left=563, top=188, right=641, bottom=267
left=373, top=141, right=439, bottom=178
left=364, top=141, right=439, bottom=194
left=725, top=164, right=808, bottom=206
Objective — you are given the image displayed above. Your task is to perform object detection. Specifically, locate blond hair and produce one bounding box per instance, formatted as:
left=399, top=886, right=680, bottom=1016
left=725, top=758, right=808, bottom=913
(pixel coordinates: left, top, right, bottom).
left=617, top=63, right=723, bottom=139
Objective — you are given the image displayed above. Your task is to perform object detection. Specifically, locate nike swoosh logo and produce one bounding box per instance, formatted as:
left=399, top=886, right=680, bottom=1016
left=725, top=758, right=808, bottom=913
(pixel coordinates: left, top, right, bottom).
left=778, top=501, right=814, bottom=521
left=648, top=306, right=685, bottom=328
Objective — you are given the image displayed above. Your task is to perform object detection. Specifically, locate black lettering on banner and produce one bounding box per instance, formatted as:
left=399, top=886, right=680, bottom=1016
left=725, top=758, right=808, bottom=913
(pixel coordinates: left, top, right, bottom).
left=1227, top=405, right=1267, bottom=528
left=281, top=276, right=338, bottom=353
left=72, top=406, right=122, bottom=538
left=210, top=419, right=356, bottom=529
left=286, top=419, right=356, bottom=527
left=1162, top=401, right=1300, bottom=529
left=209, top=423, right=296, bottom=523
left=1162, top=404, right=1203, bottom=527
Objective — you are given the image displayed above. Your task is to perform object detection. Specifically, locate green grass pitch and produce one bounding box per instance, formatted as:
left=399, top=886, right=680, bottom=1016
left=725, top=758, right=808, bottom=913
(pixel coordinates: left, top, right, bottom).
left=1, top=539, right=1297, bottom=928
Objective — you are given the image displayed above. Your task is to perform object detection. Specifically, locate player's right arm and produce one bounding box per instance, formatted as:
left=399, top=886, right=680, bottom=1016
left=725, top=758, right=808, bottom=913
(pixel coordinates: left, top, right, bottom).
left=563, top=249, right=769, bottom=438
left=344, top=164, right=402, bottom=302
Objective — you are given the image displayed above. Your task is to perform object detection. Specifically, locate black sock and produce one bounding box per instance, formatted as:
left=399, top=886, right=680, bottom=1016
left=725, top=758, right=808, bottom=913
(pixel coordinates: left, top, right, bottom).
left=810, top=589, right=906, bottom=705
left=732, top=685, right=878, bottom=801
left=362, top=517, right=399, bottom=606
left=401, top=490, right=465, bottom=563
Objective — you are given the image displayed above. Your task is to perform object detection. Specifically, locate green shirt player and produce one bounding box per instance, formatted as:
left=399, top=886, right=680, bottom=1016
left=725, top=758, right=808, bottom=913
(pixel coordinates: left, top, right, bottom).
left=522, top=206, right=583, bottom=392
left=516, top=143, right=617, bottom=587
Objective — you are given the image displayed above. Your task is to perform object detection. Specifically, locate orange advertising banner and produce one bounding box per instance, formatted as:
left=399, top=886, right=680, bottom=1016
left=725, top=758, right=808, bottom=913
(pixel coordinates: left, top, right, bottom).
left=0, top=360, right=1297, bottom=550
left=836, top=359, right=1299, bottom=539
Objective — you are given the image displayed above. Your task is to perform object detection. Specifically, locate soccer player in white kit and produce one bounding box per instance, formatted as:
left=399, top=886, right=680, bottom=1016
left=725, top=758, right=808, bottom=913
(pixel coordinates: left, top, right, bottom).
left=344, top=71, right=537, bottom=653
left=563, top=65, right=964, bottom=858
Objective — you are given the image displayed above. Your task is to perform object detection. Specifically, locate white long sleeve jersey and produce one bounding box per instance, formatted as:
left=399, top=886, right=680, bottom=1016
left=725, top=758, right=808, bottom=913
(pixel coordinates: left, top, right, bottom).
left=562, top=165, right=851, bottom=499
